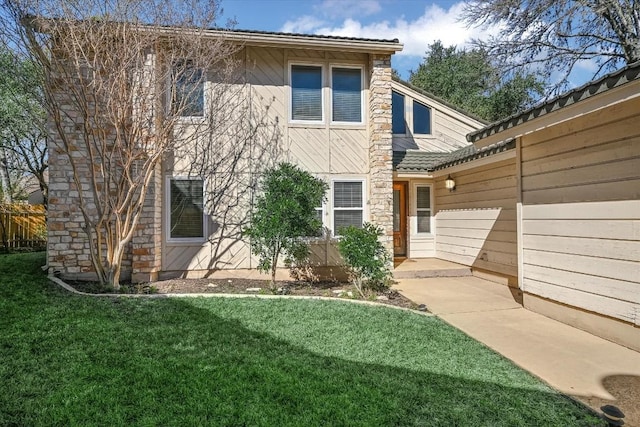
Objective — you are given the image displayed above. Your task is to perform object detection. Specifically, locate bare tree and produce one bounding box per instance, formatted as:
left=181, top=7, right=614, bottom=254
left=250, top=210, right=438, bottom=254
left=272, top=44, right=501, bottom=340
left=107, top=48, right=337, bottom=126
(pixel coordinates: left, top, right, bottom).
left=2, top=0, right=270, bottom=288
left=463, top=0, right=640, bottom=92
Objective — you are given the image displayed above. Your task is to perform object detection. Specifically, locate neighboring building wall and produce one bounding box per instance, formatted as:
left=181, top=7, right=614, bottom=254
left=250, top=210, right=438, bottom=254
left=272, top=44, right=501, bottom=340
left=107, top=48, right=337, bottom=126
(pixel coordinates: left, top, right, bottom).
left=435, top=157, right=518, bottom=281
left=519, top=96, right=640, bottom=342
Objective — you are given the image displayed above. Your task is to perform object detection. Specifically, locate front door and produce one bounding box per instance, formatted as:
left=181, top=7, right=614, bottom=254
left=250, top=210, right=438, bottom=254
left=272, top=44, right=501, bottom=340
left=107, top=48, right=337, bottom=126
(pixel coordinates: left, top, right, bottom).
left=393, top=182, right=407, bottom=257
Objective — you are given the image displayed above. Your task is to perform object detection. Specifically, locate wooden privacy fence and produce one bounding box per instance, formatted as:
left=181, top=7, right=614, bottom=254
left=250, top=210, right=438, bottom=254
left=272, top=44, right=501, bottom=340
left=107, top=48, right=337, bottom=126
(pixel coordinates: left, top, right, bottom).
left=0, top=203, right=47, bottom=251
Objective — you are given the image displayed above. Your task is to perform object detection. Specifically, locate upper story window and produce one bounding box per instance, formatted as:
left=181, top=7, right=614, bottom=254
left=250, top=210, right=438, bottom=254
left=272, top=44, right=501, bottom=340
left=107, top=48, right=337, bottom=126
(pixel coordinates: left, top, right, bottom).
left=392, top=91, right=406, bottom=134
left=413, top=101, right=432, bottom=134
left=172, top=60, right=204, bottom=117
left=168, top=178, right=205, bottom=240
left=291, top=65, right=323, bottom=121
left=333, top=180, right=364, bottom=235
left=332, top=67, right=362, bottom=123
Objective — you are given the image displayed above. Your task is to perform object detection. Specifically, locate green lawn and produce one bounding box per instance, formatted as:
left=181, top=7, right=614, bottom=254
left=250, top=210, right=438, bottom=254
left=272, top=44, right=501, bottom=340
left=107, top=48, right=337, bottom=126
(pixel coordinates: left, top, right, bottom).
left=1, top=252, right=602, bottom=426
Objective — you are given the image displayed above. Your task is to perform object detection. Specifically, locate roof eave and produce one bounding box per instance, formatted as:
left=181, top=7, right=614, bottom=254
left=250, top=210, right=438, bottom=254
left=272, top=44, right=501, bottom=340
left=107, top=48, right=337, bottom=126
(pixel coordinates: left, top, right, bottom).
left=217, top=30, right=404, bottom=53
left=468, top=61, right=640, bottom=146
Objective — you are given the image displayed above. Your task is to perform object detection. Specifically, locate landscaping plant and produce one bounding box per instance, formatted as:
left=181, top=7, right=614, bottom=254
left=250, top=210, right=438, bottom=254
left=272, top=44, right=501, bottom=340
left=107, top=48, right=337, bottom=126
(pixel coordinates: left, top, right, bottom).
left=337, top=222, right=392, bottom=297
left=244, top=162, right=328, bottom=286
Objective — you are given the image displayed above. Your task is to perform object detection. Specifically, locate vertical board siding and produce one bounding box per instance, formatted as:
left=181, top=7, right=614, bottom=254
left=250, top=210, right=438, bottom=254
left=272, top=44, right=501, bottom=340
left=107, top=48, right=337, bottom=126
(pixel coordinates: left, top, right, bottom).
left=435, top=158, right=518, bottom=277
left=520, top=98, right=640, bottom=325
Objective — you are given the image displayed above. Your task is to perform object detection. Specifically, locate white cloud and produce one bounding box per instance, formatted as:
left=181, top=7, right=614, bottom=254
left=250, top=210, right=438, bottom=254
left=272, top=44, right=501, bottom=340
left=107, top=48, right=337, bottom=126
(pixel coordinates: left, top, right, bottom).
left=315, top=0, right=382, bottom=19
left=281, top=16, right=327, bottom=34
left=280, top=2, right=501, bottom=57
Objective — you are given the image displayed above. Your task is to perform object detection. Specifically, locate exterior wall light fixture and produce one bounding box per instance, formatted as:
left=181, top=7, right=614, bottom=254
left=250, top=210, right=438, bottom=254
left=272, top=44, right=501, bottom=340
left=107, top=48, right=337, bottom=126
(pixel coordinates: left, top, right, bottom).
left=445, top=175, right=456, bottom=192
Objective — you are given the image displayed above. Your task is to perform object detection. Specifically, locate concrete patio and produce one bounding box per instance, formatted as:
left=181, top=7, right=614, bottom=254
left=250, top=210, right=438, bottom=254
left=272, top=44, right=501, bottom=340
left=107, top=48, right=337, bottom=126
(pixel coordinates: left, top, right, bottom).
left=393, top=275, right=640, bottom=425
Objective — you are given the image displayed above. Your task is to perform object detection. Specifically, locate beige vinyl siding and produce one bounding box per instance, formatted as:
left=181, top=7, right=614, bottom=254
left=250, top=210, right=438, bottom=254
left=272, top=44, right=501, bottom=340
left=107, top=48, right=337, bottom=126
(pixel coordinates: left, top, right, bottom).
left=435, top=158, right=518, bottom=278
left=520, top=96, right=640, bottom=326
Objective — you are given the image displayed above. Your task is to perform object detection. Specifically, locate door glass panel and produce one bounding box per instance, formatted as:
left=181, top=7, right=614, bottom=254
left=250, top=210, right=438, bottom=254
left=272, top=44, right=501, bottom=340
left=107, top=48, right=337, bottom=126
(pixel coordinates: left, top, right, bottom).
left=393, top=189, right=400, bottom=231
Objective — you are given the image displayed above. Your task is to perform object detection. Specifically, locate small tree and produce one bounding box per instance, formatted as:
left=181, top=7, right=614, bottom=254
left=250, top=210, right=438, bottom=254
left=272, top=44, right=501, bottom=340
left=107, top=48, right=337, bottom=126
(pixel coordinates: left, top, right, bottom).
left=337, top=222, right=392, bottom=298
left=244, top=162, right=328, bottom=287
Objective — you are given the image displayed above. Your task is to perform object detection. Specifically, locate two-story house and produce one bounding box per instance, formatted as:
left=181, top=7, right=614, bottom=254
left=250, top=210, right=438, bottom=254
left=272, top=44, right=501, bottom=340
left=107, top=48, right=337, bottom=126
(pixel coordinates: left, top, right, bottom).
left=46, top=27, right=483, bottom=282
left=46, top=23, right=640, bottom=352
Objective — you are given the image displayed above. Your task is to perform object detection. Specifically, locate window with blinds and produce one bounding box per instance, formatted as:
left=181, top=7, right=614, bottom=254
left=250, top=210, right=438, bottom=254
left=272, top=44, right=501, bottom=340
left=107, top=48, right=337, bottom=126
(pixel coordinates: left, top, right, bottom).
left=291, top=65, right=322, bottom=121
left=173, top=61, right=204, bottom=117
left=169, top=179, right=205, bottom=239
left=416, top=185, right=431, bottom=233
left=332, top=67, right=362, bottom=122
left=413, top=100, right=432, bottom=134
left=333, top=181, right=363, bottom=235
left=392, top=91, right=406, bottom=134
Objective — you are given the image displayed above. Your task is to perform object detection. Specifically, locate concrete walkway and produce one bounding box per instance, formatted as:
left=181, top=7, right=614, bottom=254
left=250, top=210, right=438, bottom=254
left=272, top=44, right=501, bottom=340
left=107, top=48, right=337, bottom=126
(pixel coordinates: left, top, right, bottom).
left=393, top=276, right=640, bottom=425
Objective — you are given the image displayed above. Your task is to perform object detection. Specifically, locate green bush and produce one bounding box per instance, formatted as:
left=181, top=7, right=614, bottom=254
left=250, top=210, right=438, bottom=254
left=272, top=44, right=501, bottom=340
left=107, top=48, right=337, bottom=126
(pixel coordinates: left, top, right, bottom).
left=337, top=222, right=392, bottom=296
left=244, top=162, right=328, bottom=286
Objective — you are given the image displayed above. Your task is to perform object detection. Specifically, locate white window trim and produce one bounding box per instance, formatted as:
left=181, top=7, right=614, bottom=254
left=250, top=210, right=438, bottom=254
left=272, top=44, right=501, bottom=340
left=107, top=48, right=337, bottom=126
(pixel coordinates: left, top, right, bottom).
left=329, top=64, right=365, bottom=125
left=413, top=183, right=434, bottom=235
left=289, top=62, right=325, bottom=125
left=330, top=178, right=367, bottom=237
left=165, top=176, right=207, bottom=243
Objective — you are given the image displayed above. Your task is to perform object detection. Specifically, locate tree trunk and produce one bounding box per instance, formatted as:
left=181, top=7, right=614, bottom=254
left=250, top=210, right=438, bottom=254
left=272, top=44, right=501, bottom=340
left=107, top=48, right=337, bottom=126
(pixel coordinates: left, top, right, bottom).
left=0, top=147, right=12, bottom=204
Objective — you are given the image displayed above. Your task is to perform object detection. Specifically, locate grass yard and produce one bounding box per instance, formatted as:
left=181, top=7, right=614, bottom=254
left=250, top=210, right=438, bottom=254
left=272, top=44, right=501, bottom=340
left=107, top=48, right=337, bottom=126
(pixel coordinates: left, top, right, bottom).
left=0, top=252, right=602, bottom=426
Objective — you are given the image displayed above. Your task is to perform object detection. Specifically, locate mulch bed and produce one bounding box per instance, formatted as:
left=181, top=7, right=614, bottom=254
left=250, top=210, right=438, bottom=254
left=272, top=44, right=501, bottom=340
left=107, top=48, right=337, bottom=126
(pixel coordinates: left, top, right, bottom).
left=69, top=277, right=419, bottom=310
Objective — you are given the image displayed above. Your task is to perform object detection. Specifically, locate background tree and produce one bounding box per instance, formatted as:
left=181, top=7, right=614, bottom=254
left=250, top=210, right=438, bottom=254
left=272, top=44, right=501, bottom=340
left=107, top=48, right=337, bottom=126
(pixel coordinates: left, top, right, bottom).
left=0, top=47, right=46, bottom=204
left=463, top=0, right=640, bottom=93
left=244, top=162, right=328, bottom=287
left=409, top=41, right=544, bottom=122
left=1, top=0, right=247, bottom=288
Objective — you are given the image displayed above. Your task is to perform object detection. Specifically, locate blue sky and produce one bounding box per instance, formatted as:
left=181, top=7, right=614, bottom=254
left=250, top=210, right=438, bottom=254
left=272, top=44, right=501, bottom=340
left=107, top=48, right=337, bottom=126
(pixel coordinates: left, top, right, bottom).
left=220, top=0, right=502, bottom=80
left=220, top=0, right=597, bottom=87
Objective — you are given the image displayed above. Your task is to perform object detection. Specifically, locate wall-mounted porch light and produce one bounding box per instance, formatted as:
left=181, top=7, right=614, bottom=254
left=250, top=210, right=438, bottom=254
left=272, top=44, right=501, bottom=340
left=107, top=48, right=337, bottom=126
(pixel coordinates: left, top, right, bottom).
left=445, top=175, right=456, bottom=192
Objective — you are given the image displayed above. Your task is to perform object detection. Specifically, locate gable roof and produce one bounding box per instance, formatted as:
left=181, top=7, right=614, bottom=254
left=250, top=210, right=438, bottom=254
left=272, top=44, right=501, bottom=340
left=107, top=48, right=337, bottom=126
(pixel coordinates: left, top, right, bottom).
left=393, top=139, right=516, bottom=173
left=468, top=60, right=640, bottom=143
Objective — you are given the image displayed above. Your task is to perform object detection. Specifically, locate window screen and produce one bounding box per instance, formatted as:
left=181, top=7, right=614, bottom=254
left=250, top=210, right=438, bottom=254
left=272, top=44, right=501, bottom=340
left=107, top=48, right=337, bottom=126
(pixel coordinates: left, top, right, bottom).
left=333, top=181, right=363, bottom=234
left=413, top=101, right=431, bottom=134
left=173, top=61, right=204, bottom=117
left=291, top=65, right=322, bottom=121
left=332, top=67, right=362, bottom=122
left=170, top=179, right=204, bottom=239
left=416, top=186, right=431, bottom=233
left=392, top=91, right=406, bottom=134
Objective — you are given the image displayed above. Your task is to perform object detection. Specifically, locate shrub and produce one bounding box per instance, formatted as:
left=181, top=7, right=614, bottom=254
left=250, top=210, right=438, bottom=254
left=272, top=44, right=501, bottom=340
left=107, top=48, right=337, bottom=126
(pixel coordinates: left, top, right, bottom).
left=337, top=222, right=392, bottom=297
left=244, top=163, right=328, bottom=287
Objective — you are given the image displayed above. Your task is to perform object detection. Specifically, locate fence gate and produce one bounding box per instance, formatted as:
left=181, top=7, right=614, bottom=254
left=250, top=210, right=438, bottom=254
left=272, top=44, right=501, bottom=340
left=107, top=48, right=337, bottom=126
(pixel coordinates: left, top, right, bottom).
left=0, top=204, right=46, bottom=251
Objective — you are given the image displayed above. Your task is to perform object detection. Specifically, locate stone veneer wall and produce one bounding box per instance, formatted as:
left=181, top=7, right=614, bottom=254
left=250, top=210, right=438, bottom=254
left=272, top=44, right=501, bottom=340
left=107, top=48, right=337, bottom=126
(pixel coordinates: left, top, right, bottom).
left=46, top=75, right=161, bottom=283
left=130, top=163, right=162, bottom=283
left=368, top=54, right=394, bottom=255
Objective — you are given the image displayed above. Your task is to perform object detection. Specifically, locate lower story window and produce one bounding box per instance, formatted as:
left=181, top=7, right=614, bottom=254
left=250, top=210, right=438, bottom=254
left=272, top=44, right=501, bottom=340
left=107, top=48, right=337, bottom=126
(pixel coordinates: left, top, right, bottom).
left=416, top=185, right=431, bottom=233
left=169, top=178, right=205, bottom=239
left=333, top=180, right=364, bottom=235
